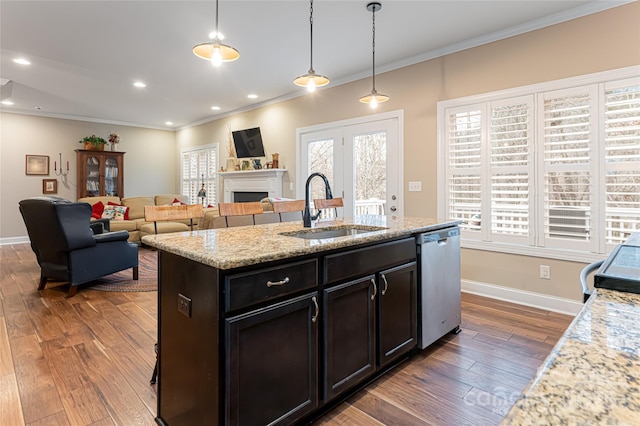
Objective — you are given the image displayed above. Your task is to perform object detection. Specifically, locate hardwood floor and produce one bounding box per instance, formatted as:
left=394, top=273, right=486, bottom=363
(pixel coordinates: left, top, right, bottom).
left=0, top=243, right=573, bottom=425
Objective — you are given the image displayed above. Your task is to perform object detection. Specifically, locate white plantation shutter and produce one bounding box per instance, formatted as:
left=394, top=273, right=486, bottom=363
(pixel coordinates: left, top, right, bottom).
left=181, top=145, right=218, bottom=206
left=489, top=96, right=534, bottom=244
left=446, top=106, right=484, bottom=234
left=603, top=79, right=640, bottom=247
left=540, top=87, right=597, bottom=250
left=439, top=68, right=639, bottom=259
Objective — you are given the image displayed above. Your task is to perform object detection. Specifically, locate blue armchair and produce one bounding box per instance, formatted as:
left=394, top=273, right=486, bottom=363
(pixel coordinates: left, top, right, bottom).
left=19, top=196, right=139, bottom=297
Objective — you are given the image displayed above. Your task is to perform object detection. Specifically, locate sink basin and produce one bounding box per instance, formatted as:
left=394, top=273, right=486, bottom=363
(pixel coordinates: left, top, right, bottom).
left=280, top=225, right=387, bottom=240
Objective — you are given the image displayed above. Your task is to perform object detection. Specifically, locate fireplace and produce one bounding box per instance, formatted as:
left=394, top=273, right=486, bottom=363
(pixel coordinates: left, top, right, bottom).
left=233, top=191, right=269, bottom=203
left=220, top=169, right=286, bottom=203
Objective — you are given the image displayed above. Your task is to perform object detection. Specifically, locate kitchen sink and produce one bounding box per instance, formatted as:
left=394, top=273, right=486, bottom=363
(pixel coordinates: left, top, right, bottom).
left=280, top=225, right=388, bottom=240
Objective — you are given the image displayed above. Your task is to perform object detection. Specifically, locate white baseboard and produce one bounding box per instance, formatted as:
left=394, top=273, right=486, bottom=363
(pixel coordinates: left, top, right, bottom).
left=462, top=279, right=582, bottom=316
left=0, top=236, right=29, bottom=245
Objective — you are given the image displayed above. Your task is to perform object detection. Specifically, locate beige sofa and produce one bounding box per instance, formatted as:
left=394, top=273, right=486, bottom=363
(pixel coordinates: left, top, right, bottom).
left=78, top=194, right=216, bottom=243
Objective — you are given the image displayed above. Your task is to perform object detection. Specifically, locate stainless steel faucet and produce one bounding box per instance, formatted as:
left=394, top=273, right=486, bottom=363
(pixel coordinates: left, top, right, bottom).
left=303, top=172, right=334, bottom=227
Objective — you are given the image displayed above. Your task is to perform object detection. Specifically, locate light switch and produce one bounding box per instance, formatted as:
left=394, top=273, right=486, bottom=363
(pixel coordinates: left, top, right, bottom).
left=408, top=181, right=422, bottom=192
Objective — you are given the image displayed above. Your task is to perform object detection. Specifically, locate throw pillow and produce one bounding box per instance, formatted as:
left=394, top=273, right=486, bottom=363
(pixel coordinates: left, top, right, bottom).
left=108, top=201, right=130, bottom=220
left=172, top=198, right=186, bottom=206
left=91, top=201, right=105, bottom=219
left=102, top=204, right=129, bottom=221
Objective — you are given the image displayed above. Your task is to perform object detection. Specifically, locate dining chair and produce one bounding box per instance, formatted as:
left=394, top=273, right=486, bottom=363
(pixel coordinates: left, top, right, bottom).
left=313, top=197, right=343, bottom=219
left=218, top=201, right=265, bottom=227
left=272, top=199, right=306, bottom=222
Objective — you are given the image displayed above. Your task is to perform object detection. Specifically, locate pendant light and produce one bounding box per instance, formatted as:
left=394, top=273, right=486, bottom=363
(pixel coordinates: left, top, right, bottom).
left=359, top=2, right=388, bottom=108
left=193, top=0, right=240, bottom=66
left=294, top=0, right=329, bottom=92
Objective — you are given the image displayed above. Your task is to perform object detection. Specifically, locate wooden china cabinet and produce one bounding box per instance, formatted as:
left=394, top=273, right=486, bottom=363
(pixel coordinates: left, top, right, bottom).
left=76, top=149, right=125, bottom=199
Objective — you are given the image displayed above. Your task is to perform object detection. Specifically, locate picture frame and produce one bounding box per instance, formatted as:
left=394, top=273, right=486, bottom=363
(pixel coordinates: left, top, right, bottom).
left=25, top=154, right=50, bottom=175
left=42, top=179, right=58, bottom=194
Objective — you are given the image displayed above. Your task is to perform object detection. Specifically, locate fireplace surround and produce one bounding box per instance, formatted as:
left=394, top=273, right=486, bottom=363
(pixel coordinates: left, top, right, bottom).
left=220, top=169, right=286, bottom=203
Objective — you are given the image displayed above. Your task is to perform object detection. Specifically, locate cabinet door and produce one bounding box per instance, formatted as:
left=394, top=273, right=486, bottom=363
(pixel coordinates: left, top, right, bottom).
left=378, top=262, right=417, bottom=368
left=225, top=292, right=319, bottom=426
left=323, top=276, right=376, bottom=401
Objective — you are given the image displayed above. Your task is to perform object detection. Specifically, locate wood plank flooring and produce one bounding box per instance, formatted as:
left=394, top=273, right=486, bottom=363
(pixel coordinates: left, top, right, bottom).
left=0, top=243, right=573, bottom=425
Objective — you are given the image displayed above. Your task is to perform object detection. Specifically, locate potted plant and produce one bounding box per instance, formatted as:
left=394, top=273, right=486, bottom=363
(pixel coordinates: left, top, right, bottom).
left=79, top=135, right=107, bottom=151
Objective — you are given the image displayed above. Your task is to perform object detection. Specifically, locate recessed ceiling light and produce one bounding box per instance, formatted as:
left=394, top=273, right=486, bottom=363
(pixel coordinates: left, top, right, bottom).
left=1, top=100, right=14, bottom=106
left=133, top=81, right=146, bottom=88
left=247, top=94, right=258, bottom=99
left=13, top=58, right=31, bottom=65
left=165, top=121, right=173, bottom=126
left=211, top=106, right=221, bottom=111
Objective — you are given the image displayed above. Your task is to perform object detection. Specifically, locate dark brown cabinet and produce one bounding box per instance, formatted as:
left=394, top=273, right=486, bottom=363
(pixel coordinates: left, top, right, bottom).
left=323, top=238, right=417, bottom=402
left=323, top=276, right=376, bottom=401
left=378, top=262, right=418, bottom=368
left=225, top=293, right=319, bottom=425
left=75, top=149, right=124, bottom=199
left=156, top=236, right=420, bottom=426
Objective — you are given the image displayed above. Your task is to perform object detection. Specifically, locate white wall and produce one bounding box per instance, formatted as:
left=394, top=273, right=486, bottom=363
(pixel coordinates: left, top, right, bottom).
left=0, top=113, right=176, bottom=240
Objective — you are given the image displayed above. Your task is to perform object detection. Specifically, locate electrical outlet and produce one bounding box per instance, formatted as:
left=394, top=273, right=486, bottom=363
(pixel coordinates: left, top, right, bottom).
left=178, top=293, right=192, bottom=318
left=408, top=181, right=422, bottom=192
left=540, top=265, right=551, bottom=280
left=289, top=182, right=294, bottom=191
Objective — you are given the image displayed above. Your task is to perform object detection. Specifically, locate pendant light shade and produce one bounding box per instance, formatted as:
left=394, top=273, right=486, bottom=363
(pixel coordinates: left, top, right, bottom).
left=294, top=0, right=329, bottom=92
left=193, top=0, right=239, bottom=66
left=360, top=2, right=388, bottom=108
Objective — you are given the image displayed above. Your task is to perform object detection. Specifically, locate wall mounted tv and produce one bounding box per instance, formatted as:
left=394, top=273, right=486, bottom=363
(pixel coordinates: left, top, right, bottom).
left=232, top=127, right=266, bottom=158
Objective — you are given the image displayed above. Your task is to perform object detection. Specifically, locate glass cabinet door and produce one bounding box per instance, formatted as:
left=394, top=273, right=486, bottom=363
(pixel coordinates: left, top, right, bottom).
left=86, top=156, right=101, bottom=196
left=105, top=156, right=119, bottom=196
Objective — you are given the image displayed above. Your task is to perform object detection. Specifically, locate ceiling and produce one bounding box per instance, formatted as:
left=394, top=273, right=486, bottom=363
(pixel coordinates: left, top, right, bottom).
left=0, top=1, right=628, bottom=130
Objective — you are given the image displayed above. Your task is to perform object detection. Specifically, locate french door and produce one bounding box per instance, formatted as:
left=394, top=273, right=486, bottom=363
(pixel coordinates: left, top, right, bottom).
left=297, top=111, right=403, bottom=217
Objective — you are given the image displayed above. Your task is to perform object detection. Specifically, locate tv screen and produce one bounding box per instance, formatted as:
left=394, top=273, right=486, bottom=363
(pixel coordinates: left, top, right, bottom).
left=232, top=127, right=266, bottom=158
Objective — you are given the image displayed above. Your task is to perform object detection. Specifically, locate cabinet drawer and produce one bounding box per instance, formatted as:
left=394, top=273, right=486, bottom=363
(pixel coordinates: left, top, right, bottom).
left=225, top=259, right=318, bottom=311
left=324, top=238, right=416, bottom=285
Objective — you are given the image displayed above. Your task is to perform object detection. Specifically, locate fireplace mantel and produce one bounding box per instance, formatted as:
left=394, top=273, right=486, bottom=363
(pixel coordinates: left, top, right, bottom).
left=220, top=169, right=287, bottom=202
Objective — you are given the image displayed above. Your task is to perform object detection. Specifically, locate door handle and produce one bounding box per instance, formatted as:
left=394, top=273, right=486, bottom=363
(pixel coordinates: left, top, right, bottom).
left=370, top=278, right=377, bottom=301
left=311, top=296, right=319, bottom=323
left=381, top=274, right=388, bottom=295
left=267, top=277, right=290, bottom=287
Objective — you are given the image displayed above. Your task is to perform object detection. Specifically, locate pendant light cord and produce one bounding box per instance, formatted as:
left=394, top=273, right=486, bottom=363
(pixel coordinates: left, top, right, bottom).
left=309, top=0, right=314, bottom=72
left=371, top=5, right=376, bottom=91
left=215, top=0, right=220, bottom=37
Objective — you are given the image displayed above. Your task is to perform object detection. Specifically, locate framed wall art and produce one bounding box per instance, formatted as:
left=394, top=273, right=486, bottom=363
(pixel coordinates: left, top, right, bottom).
left=25, top=154, right=50, bottom=175
left=42, top=179, right=58, bottom=194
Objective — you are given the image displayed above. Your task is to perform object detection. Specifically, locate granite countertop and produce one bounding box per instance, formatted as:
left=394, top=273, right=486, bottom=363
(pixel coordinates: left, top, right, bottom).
left=501, top=288, right=640, bottom=425
left=141, top=216, right=459, bottom=270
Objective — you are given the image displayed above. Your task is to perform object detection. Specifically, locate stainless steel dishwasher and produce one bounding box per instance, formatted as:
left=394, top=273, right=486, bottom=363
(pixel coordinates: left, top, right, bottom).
left=417, top=226, right=461, bottom=349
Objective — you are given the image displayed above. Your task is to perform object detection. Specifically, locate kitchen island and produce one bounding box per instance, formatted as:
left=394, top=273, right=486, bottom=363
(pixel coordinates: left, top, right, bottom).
left=142, top=216, right=459, bottom=426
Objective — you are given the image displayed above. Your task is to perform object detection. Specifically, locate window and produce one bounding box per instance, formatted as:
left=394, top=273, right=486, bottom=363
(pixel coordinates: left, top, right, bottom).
left=181, top=145, right=218, bottom=207
left=438, top=67, right=640, bottom=261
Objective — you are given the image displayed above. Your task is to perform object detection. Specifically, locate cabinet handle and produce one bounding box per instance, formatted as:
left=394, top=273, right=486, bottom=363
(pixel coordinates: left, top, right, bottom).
left=266, top=277, right=290, bottom=287
left=311, top=296, right=319, bottom=323
left=370, top=278, right=377, bottom=301
left=381, top=274, right=388, bottom=295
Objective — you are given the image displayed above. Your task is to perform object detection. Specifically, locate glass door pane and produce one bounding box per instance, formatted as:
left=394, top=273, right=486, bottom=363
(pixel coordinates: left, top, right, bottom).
left=105, top=156, right=119, bottom=196
left=86, top=156, right=100, bottom=196
left=354, top=131, right=387, bottom=216
left=308, top=138, right=336, bottom=218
